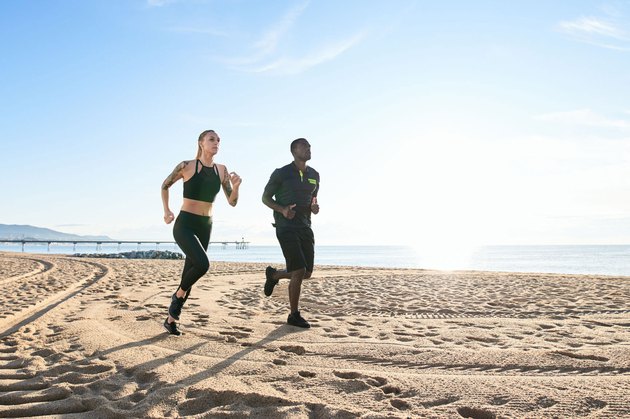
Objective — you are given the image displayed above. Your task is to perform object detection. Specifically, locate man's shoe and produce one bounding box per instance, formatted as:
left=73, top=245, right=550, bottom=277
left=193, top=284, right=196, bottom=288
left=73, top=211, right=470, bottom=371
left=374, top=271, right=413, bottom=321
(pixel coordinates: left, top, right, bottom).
left=169, top=293, right=185, bottom=320
left=264, top=266, right=279, bottom=297
left=163, top=318, right=181, bottom=336
left=287, top=311, right=310, bottom=328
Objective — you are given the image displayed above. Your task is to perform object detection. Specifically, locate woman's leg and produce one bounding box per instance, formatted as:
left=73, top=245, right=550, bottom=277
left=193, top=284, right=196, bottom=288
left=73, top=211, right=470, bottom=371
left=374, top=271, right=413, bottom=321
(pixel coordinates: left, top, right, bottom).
left=166, top=215, right=211, bottom=330
left=175, top=226, right=210, bottom=292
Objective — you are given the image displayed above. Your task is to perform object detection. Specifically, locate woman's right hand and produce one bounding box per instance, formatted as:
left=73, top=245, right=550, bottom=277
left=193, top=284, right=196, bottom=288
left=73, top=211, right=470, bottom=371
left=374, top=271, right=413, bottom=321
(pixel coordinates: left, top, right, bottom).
left=164, top=210, right=175, bottom=224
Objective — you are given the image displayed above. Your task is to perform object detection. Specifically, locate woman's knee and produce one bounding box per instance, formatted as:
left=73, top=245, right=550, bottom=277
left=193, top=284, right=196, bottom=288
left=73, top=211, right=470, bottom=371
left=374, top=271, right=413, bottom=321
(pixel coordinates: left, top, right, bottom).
left=198, top=256, right=210, bottom=275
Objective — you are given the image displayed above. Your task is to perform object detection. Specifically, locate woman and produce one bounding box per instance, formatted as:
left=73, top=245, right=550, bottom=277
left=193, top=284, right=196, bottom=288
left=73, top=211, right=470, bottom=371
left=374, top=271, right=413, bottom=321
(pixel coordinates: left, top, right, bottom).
left=161, top=129, right=242, bottom=335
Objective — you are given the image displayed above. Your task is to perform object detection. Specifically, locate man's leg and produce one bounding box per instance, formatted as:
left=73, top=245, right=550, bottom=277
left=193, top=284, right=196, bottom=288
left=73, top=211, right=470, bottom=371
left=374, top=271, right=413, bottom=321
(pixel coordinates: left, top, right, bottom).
left=267, top=227, right=303, bottom=297
left=288, top=267, right=306, bottom=312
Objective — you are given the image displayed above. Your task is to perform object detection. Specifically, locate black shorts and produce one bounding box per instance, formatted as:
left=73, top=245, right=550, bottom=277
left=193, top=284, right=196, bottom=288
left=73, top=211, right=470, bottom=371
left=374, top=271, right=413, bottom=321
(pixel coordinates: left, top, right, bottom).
left=276, top=226, right=314, bottom=273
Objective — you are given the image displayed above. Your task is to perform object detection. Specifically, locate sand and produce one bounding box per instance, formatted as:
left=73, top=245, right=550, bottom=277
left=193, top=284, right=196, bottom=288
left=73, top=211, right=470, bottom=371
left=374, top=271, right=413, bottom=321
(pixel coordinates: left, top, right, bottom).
left=0, top=251, right=629, bottom=418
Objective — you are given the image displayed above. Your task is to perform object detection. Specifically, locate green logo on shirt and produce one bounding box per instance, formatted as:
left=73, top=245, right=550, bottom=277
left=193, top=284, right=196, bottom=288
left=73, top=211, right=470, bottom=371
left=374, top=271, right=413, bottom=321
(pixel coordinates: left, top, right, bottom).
left=308, top=178, right=317, bottom=185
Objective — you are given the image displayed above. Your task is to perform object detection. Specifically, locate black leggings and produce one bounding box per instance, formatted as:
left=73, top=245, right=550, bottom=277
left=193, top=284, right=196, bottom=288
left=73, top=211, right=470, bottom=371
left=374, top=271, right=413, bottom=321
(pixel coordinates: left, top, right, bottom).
left=173, top=211, right=212, bottom=291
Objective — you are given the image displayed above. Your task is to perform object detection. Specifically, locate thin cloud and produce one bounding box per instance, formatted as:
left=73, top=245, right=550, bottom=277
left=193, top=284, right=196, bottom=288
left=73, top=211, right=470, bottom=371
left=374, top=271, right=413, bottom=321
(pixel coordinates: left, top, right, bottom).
left=537, top=109, right=630, bottom=129
left=557, top=16, right=630, bottom=50
left=249, top=32, right=366, bottom=75
left=218, top=1, right=365, bottom=74
left=254, top=1, right=310, bottom=57
left=222, top=1, right=310, bottom=66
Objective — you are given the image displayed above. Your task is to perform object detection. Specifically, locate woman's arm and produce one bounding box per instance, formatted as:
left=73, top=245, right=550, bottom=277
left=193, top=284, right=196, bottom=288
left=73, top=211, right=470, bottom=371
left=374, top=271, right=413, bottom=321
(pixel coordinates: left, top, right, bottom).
left=220, top=165, right=241, bottom=207
left=161, top=161, right=188, bottom=223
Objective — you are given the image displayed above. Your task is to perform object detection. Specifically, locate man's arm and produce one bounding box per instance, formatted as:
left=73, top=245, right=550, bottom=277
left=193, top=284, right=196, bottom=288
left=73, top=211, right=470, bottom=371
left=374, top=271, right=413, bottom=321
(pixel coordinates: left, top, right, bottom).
left=310, top=175, right=320, bottom=214
left=262, top=170, right=295, bottom=219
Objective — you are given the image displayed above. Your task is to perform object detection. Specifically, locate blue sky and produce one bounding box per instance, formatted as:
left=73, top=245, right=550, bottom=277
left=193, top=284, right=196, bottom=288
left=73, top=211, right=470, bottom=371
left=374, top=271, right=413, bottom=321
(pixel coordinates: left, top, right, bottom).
left=2, top=0, right=630, bottom=255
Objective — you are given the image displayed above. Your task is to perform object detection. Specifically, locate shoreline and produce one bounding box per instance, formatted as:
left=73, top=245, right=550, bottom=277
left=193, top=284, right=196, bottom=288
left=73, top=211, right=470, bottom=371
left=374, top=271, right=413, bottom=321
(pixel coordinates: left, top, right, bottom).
left=2, top=244, right=630, bottom=277
left=3, top=250, right=630, bottom=278
left=1, top=252, right=629, bottom=417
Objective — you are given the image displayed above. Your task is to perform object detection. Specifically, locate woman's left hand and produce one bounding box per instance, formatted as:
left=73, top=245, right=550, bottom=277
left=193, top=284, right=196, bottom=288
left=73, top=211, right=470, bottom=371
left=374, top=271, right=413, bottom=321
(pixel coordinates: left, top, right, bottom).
left=230, top=172, right=242, bottom=187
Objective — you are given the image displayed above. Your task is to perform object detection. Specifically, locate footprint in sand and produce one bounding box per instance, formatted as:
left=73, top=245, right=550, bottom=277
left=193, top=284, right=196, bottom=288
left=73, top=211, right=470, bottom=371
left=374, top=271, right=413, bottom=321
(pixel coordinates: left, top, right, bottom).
left=298, top=371, right=316, bottom=378
left=279, top=345, right=305, bottom=355
left=390, top=398, right=411, bottom=410
left=457, top=406, right=496, bottom=419
left=579, top=397, right=607, bottom=413
left=489, top=395, right=509, bottom=405
left=366, top=376, right=387, bottom=387
left=333, top=371, right=362, bottom=379
left=536, top=396, right=557, bottom=408
left=380, top=385, right=401, bottom=395
left=421, top=396, right=460, bottom=408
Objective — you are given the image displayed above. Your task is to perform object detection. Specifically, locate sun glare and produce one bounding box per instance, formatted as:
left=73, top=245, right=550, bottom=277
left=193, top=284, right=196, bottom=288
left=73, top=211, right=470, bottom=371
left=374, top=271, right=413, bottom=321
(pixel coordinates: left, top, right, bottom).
left=411, top=239, right=479, bottom=271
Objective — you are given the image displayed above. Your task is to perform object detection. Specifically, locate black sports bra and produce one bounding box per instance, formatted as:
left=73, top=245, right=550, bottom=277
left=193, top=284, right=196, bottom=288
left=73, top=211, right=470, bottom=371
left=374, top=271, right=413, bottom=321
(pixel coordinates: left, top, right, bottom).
left=183, top=160, right=221, bottom=203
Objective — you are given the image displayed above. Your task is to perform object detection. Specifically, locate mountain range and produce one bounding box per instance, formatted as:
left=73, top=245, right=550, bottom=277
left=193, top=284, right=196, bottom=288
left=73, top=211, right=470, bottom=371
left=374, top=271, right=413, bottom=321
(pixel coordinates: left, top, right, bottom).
left=0, top=224, right=113, bottom=241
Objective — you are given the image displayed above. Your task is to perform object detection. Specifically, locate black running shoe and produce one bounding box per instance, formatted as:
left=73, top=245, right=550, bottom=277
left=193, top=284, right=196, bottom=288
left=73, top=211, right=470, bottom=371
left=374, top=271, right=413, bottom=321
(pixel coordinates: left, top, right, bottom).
left=163, top=318, right=181, bottom=336
left=264, top=266, right=279, bottom=297
left=169, top=293, right=185, bottom=320
left=287, top=310, right=310, bottom=328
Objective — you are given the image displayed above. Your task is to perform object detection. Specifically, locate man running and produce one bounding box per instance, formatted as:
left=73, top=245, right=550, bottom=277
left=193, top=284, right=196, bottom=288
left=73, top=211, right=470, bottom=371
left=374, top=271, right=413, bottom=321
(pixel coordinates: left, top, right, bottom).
left=262, top=138, right=320, bottom=328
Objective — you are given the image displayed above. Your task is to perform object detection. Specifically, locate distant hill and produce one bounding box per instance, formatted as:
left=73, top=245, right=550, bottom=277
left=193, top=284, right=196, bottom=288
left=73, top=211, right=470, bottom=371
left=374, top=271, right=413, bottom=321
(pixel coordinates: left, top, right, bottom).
left=0, top=224, right=113, bottom=241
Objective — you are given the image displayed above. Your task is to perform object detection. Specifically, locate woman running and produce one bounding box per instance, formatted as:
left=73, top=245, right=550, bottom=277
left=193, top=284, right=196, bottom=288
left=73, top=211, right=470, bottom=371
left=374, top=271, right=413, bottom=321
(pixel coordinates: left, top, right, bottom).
left=161, top=129, right=242, bottom=335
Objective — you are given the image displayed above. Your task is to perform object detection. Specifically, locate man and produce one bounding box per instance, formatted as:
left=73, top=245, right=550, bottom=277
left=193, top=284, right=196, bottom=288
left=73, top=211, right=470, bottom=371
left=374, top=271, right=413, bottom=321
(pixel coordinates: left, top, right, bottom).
left=262, top=138, right=320, bottom=328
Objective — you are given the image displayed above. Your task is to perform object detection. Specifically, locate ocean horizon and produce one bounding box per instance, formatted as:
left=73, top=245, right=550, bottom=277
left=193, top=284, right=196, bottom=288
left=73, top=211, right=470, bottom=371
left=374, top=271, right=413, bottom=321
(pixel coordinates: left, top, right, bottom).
left=2, top=243, right=630, bottom=277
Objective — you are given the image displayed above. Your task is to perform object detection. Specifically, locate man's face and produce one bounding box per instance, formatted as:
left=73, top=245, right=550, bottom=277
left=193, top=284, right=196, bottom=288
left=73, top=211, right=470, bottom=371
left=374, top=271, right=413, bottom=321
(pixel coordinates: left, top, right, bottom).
left=293, top=140, right=311, bottom=161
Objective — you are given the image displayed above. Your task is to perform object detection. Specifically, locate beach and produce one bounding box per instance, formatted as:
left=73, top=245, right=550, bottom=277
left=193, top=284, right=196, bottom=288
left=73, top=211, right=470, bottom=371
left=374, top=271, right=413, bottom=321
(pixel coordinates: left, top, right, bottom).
left=0, top=251, right=629, bottom=418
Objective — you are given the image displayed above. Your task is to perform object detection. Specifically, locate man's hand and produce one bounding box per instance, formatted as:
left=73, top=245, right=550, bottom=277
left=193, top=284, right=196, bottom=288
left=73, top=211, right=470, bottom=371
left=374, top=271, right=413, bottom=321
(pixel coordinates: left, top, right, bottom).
left=281, top=204, right=297, bottom=220
left=311, top=197, right=319, bottom=214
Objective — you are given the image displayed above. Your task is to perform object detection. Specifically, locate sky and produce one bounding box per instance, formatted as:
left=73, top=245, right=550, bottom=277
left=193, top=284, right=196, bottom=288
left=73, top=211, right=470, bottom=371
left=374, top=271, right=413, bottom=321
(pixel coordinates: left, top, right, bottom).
left=2, top=0, right=630, bottom=256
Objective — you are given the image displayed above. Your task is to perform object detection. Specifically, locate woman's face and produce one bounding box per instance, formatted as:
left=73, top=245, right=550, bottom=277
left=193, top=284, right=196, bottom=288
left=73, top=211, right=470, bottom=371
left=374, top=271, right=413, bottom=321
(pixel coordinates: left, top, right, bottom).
left=199, top=132, right=220, bottom=155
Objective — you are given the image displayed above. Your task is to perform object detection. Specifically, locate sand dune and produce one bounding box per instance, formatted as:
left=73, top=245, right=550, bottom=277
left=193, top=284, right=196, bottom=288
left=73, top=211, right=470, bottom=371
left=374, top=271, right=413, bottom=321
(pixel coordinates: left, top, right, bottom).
left=0, top=251, right=629, bottom=418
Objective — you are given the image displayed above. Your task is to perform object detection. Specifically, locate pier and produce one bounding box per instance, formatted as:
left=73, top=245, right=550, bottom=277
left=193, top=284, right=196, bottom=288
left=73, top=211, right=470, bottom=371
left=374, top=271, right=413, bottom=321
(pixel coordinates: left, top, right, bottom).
left=0, top=239, right=249, bottom=253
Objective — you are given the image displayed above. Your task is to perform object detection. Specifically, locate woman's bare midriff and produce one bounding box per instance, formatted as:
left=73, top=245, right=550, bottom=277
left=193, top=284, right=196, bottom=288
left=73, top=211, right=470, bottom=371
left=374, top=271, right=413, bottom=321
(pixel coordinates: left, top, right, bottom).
left=181, top=198, right=214, bottom=217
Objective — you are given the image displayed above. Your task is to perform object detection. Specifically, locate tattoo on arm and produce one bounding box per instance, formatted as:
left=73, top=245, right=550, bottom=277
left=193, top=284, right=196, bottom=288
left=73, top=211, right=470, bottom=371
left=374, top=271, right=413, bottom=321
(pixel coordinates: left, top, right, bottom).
left=162, top=161, right=187, bottom=190
left=222, top=166, right=233, bottom=196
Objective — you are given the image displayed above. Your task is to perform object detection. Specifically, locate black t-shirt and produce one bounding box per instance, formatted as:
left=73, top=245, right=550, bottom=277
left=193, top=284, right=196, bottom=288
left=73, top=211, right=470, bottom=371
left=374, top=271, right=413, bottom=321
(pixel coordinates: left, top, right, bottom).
left=263, top=162, right=320, bottom=228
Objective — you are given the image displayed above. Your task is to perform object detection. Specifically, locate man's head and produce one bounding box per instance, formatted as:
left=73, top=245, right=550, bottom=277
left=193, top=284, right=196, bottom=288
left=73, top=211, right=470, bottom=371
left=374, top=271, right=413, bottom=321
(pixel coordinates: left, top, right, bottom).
left=290, top=138, right=311, bottom=161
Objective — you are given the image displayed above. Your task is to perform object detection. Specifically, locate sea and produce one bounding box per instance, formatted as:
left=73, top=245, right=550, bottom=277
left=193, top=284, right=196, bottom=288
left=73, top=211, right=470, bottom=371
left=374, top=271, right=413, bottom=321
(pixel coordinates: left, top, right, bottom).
left=1, top=243, right=630, bottom=277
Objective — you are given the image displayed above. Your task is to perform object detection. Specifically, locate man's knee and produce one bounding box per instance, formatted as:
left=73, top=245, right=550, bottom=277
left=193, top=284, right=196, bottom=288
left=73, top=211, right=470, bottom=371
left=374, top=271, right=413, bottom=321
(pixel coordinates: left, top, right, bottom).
left=304, top=271, right=312, bottom=279
left=290, top=267, right=306, bottom=278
